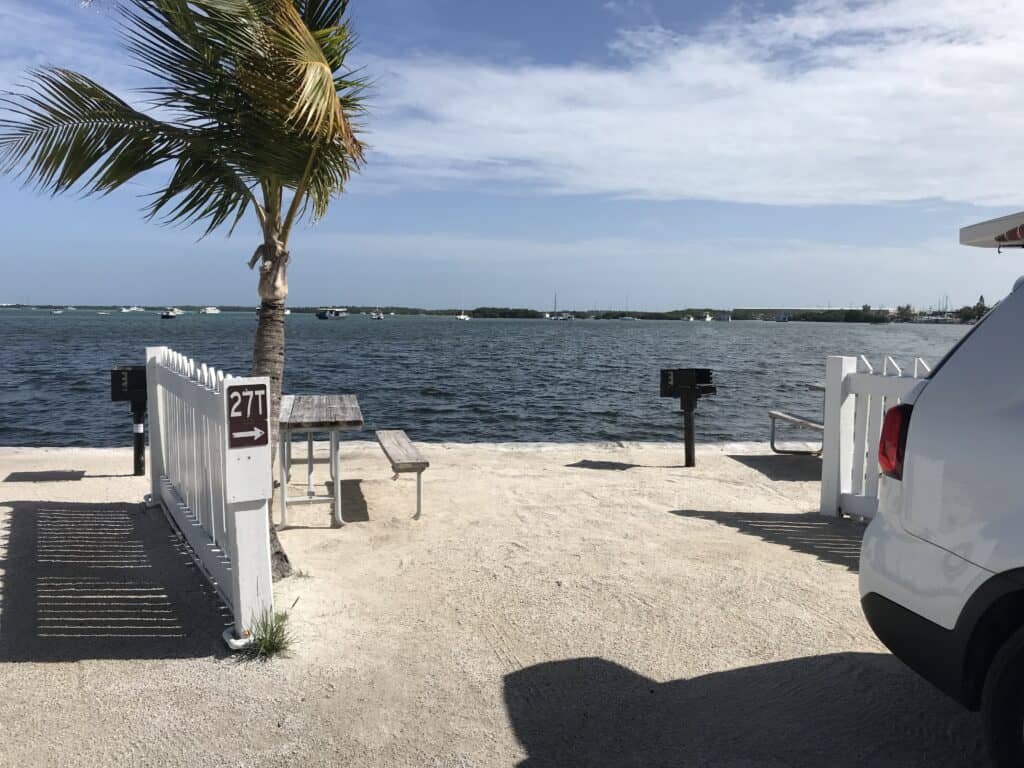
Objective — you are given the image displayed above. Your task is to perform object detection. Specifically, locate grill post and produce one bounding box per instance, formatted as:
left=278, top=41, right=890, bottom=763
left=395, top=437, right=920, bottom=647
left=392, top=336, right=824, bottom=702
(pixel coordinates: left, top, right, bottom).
left=660, top=368, right=716, bottom=468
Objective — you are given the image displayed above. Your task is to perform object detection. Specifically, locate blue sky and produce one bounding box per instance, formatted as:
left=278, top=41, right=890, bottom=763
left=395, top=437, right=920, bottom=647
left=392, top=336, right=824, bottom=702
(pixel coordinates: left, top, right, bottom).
left=1, top=0, right=1022, bottom=310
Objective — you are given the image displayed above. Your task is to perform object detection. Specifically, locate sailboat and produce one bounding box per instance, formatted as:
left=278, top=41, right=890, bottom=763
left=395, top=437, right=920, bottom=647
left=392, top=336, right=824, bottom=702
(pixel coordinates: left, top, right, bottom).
left=549, top=292, right=574, bottom=320
left=370, top=308, right=385, bottom=320
left=456, top=309, right=471, bottom=321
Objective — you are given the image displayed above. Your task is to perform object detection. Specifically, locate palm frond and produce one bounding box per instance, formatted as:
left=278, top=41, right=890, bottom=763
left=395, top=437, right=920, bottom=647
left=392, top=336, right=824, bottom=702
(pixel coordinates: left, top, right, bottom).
left=0, top=68, right=179, bottom=195
left=0, top=0, right=368, bottom=239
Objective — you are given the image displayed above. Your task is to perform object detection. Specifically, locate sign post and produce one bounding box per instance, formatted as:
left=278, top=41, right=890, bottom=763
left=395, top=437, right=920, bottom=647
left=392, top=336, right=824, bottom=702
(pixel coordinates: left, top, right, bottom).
left=221, top=377, right=273, bottom=643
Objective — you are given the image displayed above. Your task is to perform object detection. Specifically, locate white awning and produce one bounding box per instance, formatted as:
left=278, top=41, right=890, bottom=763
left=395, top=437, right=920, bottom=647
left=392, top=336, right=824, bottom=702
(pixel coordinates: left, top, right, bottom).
left=960, top=211, right=1024, bottom=248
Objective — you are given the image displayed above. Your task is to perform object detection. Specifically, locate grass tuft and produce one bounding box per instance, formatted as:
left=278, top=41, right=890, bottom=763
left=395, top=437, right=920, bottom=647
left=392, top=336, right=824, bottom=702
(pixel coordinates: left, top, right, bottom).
left=239, top=608, right=292, bottom=660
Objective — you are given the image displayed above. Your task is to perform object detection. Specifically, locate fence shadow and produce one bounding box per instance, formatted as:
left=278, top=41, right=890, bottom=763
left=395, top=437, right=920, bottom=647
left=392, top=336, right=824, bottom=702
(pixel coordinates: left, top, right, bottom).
left=504, top=654, right=984, bottom=767
left=670, top=509, right=864, bottom=571
left=0, top=501, right=231, bottom=662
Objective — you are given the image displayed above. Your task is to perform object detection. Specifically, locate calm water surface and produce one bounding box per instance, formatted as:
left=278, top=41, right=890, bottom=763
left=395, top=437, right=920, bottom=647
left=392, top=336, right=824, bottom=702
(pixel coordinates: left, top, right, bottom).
left=0, top=309, right=967, bottom=447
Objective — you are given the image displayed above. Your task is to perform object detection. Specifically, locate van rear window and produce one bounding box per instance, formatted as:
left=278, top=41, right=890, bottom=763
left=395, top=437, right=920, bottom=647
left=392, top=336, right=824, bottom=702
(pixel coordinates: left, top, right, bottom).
left=927, top=303, right=997, bottom=379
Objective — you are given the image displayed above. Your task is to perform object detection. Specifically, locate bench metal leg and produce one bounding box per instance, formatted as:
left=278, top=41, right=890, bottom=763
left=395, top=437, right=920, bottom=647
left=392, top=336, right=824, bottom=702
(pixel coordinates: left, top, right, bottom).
left=770, top=417, right=823, bottom=456
left=286, top=431, right=293, bottom=482
left=306, top=432, right=314, bottom=497
left=415, top=470, right=423, bottom=520
left=278, top=432, right=289, bottom=528
left=331, top=431, right=343, bottom=527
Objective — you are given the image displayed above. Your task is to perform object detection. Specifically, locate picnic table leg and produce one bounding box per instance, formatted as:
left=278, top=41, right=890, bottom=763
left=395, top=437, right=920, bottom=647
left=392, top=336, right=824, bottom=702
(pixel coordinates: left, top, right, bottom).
left=331, top=431, right=343, bottom=527
left=415, top=470, right=423, bottom=520
left=306, top=432, right=314, bottom=497
left=278, top=432, right=289, bottom=528
left=286, top=431, right=293, bottom=482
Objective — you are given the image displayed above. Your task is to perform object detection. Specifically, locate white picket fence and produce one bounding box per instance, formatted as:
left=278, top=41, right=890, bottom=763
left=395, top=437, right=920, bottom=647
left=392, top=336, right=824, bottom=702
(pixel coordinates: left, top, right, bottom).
left=145, top=346, right=274, bottom=644
left=819, top=355, right=930, bottom=519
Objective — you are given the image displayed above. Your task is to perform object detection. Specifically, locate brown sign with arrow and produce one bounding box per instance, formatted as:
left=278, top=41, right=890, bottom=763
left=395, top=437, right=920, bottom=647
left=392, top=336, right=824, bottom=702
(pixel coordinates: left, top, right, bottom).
left=227, top=383, right=270, bottom=449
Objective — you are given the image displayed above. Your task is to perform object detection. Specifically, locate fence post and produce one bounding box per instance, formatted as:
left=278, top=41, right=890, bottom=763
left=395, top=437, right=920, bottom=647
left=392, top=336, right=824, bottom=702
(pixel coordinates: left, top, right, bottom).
left=819, top=356, right=857, bottom=516
left=226, top=500, right=274, bottom=639
left=145, top=346, right=166, bottom=502
left=221, top=375, right=274, bottom=641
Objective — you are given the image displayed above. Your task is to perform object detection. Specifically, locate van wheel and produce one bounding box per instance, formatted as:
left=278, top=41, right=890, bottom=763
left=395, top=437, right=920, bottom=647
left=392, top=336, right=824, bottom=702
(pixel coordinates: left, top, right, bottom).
left=983, top=626, right=1024, bottom=767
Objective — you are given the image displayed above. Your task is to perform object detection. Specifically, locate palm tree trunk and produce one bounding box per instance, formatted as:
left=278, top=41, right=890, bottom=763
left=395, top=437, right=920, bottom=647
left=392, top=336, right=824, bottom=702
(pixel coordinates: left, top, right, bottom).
left=253, top=244, right=292, bottom=581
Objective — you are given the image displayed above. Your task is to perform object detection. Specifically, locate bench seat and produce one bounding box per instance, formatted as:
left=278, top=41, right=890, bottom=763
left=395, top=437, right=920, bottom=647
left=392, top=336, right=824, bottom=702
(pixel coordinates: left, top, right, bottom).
left=376, top=430, right=429, bottom=473
left=376, top=430, right=428, bottom=518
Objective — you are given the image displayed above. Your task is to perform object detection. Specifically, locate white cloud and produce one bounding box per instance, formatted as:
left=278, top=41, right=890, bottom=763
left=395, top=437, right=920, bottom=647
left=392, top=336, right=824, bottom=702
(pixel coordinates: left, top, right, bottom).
left=367, top=0, right=1024, bottom=206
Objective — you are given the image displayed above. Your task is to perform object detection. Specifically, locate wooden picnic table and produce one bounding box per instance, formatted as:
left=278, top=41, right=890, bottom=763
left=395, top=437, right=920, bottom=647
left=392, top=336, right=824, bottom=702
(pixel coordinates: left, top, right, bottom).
left=278, top=394, right=364, bottom=527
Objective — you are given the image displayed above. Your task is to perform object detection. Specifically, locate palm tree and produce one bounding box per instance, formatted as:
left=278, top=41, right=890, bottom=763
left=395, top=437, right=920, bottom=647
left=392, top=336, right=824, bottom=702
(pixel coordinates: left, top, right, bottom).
left=0, top=0, right=367, bottom=579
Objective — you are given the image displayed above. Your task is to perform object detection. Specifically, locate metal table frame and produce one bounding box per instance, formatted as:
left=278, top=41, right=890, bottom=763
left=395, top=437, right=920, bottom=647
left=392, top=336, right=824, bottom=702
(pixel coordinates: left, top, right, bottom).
left=278, top=394, right=363, bottom=528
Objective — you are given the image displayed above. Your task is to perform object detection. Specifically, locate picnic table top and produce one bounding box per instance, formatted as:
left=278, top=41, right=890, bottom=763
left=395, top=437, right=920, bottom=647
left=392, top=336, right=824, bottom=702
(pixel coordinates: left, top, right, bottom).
left=279, top=394, right=364, bottom=430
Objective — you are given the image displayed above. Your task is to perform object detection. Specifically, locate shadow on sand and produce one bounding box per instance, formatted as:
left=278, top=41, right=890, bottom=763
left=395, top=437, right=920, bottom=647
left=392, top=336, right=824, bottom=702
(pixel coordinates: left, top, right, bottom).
left=0, top=501, right=230, bottom=662
left=328, top=479, right=370, bottom=523
left=670, top=509, right=865, bottom=571
left=727, top=453, right=822, bottom=482
left=566, top=460, right=686, bottom=472
left=505, top=654, right=985, bottom=767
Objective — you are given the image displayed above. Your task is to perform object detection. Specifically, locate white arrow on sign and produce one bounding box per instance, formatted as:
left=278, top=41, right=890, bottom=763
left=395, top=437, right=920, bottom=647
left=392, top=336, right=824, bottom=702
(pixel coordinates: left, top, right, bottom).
left=232, top=426, right=265, bottom=441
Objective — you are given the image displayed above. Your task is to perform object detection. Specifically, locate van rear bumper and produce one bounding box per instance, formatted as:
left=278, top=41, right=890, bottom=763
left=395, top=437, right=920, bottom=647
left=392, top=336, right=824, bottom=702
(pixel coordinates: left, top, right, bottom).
left=860, top=592, right=969, bottom=706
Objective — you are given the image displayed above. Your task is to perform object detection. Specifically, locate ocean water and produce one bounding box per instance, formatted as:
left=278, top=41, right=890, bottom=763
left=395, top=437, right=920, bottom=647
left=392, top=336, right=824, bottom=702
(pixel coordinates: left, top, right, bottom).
left=0, top=309, right=967, bottom=447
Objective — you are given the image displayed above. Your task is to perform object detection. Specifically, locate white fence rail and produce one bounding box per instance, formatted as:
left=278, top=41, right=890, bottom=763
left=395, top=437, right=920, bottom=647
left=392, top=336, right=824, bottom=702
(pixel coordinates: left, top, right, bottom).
left=146, top=346, right=273, bottom=643
left=819, top=355, right=929, bottom=520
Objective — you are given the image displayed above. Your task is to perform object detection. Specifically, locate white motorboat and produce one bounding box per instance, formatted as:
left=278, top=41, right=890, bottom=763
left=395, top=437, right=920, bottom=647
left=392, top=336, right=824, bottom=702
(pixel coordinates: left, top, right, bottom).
left=316, top=307, right=348, bottom=319
left=199, top=306, right=221, bottom=314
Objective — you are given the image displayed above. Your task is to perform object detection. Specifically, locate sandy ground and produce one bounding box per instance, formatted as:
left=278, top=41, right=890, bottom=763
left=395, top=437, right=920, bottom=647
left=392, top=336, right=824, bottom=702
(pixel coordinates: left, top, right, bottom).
left=0, top=442, right=986, bottom=767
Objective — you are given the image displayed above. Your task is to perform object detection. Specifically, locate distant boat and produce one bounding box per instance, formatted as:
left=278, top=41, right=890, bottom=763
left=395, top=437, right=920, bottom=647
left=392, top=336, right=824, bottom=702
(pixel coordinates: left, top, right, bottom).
left=160, top=310, right=177, bottom=319
left=163, top=307, right=185, bottom=317
left=456, top=310, right=471, bottom=321
left=620, top=316, right=637, bottom=321
left=65, top=306, right=76, bottom=311
left=199, top=306, right=221, bottom=314
left=548, top=292, right=574, bottom=320
left=686, top=315, right=694, bottom=322
left=120, top=306, right=145, bottom=313
left=370, top=308, right=385, bottom=320
left=316, top=307, right=348, bottom=319
left=715, top=313, right=732, bottom=322
left=50, top=309, right=63, bottom=315
left=388, top=312, right=396, bottom=316
left=97, top=311, right=111, bottom=315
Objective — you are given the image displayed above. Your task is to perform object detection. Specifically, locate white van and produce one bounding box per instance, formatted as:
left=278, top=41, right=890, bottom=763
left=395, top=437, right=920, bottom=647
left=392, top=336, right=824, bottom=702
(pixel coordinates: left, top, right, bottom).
left=860, top=212, right=1024, bottom=767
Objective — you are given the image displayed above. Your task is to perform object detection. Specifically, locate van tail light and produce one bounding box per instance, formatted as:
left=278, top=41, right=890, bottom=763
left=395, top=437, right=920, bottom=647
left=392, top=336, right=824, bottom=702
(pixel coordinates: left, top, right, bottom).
left=879, top=403, right=913, bottom=480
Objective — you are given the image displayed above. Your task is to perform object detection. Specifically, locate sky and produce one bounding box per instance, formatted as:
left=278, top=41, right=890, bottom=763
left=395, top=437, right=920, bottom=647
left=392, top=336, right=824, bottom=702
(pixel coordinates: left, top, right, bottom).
left=1, top=0, right=1023, bottom=310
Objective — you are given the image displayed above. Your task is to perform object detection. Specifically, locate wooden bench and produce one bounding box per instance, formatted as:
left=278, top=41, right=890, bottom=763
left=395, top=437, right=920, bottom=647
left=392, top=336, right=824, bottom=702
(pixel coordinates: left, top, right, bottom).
left=768, top=410, right=824, bottom=455
left=375, top=430, right=429, bottom=518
